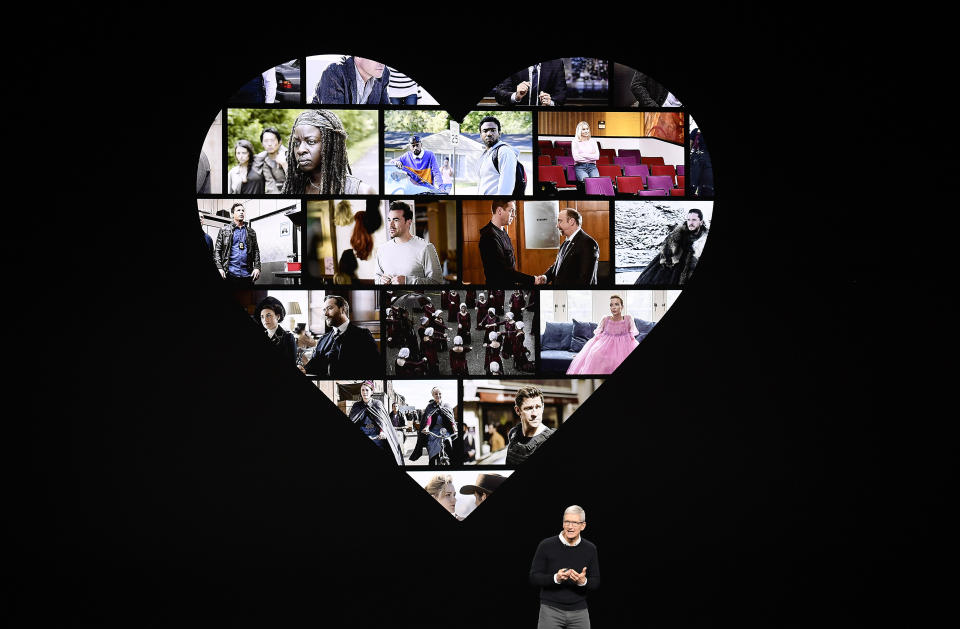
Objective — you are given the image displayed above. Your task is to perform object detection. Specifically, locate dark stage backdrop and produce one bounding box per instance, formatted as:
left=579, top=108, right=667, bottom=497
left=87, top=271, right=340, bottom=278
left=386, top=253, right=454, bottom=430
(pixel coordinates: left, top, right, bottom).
left=21, top=23, right=954, bottom=628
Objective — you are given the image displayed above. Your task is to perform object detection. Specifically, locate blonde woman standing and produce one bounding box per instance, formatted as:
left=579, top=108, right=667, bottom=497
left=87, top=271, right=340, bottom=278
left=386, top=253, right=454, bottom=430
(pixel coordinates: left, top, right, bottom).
left=570, top=121, right=600, bottom=182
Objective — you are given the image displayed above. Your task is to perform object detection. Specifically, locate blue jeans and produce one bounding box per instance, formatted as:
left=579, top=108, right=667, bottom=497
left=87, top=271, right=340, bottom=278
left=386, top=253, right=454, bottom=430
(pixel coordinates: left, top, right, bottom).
left=574, top=163, right=600, bottom=182
left=389, top=95, right=418, bottom=105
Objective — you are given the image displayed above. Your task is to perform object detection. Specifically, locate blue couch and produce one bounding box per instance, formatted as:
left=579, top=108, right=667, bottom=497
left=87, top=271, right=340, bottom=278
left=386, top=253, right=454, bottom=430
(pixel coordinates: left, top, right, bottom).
left=539, top=317, right=657, bottom=374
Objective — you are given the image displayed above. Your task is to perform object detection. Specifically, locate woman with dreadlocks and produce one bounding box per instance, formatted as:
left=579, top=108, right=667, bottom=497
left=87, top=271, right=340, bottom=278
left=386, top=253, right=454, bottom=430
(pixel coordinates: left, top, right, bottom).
left=228, top=139, right=265, bottom=195
left=280, top=109, right=375, bottom=195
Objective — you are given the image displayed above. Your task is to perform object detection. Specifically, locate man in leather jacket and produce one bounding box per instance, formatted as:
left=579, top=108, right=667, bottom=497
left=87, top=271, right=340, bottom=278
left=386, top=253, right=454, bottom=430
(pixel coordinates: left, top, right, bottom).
left=214, top=202, right=261, bottom=286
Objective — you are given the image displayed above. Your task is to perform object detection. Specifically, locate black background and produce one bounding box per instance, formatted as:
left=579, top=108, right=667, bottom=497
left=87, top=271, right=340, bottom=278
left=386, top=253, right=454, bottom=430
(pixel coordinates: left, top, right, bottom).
left=21, top=20, right=954, bottom=627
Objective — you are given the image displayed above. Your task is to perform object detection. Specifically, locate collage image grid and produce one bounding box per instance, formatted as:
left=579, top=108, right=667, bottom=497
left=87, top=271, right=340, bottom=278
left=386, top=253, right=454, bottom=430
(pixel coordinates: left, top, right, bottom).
left=195, top=55, right=714, bottom=519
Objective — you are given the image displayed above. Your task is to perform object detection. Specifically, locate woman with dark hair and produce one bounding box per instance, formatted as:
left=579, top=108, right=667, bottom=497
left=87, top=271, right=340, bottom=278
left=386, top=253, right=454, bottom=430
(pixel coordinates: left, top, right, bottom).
left=228, top=140, right=265, bottom=194
left=348, top=381, right=404, bottom=465
left=255, top=296, right=301, bottom=370
left=280, top=109, right=375, bottom=195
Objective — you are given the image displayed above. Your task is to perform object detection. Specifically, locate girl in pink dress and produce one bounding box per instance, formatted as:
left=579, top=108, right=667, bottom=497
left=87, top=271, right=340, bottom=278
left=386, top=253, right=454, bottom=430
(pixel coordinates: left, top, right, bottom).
left=566, top=295, right=639, bottom=375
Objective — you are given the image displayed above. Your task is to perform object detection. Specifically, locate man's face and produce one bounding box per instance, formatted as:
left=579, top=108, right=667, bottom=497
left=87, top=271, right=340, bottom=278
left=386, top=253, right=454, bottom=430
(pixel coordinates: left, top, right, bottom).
left=410, top=141, right=422, bottom=157
left=557, top=210, right=577, bottom=237
left=387, top=209, right=410, bottom=239
left=562, top=514, right=585, bottom=542
left=480, top=121, right=500, bottom=148
left=432, top=388, right=442, bottom=404
left=292, top=125, right=322, bottom=173
left=324, top=298, right=346, bottom=327
left=686, top=212, right=702, bottom=232
left=262, top=131, right=280, bottom=154
left=260, top=308, right=279, bottom=331
left=515, top=395, right=543, bottom=433
left=474, top=491, right=488, bottom=507
left=232, top=206, right=245, bottom=223
left=355, top=57, right=385, bottom=79
left=497, top=201, right=516, bottom=226
left=392, top=404, right=398, bottom=413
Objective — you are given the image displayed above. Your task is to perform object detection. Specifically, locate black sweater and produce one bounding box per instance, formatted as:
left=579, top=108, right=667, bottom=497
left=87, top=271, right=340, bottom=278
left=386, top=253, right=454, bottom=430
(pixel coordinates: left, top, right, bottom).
left=529, top=535, right=600, bottom=610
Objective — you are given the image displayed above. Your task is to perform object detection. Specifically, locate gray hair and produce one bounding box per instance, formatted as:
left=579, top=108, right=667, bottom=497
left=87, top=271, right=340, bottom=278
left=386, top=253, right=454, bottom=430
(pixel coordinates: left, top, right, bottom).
left=564, top=505, right=586, bottom=523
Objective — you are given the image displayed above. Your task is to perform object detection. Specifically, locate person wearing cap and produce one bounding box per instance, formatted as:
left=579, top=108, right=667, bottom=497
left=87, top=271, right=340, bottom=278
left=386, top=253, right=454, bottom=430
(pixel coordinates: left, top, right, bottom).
left=377, top=200, right=442, bottom=285
left=512, top=321, right=535, bottom=372
left=495, top=312, right=514, bottom=359
left=394, top=347, right=426, bottom=376
left=484, top=331, right=502, bottom=376
left=459, top=473, right=506, bottom=506
left=390, top=134, right=444, bottom=189
left=506, top=385, right=554, bottom=466
left=429, top=312, right=450, bottom=351
left=479, top=307, right=500, bottom=340
left=530, top=505, right=599, bottom=628
left=255, top=296, right=301, bottom=370
left=422, top=327, right=440, bottom=376
left=475, top=292, right=489, bottom=324
left=348, top=380, right=404, bottom=465
left=456, top=303, right=472, bottom=345
left=489, top=361, right=501, bottom=377
left=449, top=335, right=472, bottom=376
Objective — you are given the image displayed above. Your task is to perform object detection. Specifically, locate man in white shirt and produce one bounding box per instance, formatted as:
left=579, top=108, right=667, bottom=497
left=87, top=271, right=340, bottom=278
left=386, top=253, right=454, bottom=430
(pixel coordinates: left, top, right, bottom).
left=376, top=201, right=443, bottom=284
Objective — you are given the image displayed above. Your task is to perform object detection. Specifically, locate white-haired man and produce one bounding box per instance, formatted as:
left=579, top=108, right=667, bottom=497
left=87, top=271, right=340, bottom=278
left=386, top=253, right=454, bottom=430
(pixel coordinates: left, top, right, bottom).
left=529, top=505, right=599, bottom=628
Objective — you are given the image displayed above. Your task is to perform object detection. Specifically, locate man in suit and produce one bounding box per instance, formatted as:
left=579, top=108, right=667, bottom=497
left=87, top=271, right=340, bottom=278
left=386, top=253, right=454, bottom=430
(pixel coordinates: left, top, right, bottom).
left=478, top=200, right=536, bottom=286
left=535, top=208, right=599, bottom=286
left=493, top=59, right=567, bottom=107
left=304, top=295, right=382, bottom=377
left=312, top=56, right=390, bottom=105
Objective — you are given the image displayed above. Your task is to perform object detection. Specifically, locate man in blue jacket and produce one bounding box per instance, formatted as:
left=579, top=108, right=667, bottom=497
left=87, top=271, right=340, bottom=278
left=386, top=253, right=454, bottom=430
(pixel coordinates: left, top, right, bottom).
left=312, top=56, right=390, bottom=104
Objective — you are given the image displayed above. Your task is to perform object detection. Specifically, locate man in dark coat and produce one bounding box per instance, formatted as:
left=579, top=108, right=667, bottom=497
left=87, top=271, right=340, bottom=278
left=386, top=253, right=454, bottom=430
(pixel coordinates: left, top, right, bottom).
left=493, top=59, right=567, bottom=106
left=634, top=208, right=709, bottom=286
left=630, top=71, right=673, bottom=107
left=536, top=208, right=599, bottom=286
left=304, top=295, right=381, bottom=377
left=506, top=385, right=555, bottom=466
left=312, top=56, right=390, bottom=104
left=214, top=203, right=261, bottom=286
left=478, top=200, right=535, bottom=286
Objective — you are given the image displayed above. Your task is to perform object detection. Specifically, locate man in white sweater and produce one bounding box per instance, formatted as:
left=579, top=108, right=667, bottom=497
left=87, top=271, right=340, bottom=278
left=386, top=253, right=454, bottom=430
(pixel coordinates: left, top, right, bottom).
left=376, top=201, right=443, bottom=284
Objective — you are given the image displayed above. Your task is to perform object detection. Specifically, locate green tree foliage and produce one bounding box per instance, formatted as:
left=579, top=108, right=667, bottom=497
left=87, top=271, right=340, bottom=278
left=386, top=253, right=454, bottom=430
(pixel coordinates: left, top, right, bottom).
left=226, top=109, right=377, bottom=168
left=383, top=110, right=452, bottom=134
left=460, top=110, right=531, bottom=134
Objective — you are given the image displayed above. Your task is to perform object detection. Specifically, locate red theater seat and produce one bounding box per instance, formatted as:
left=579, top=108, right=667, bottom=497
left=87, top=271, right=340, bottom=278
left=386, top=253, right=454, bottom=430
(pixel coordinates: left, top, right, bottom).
left=616, top=176, right=645, bottom=194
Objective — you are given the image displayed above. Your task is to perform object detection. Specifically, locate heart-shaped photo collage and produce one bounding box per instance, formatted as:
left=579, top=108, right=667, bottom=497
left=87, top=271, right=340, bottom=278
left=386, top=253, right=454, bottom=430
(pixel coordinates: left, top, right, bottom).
left=195, top=54, right=715, bottom=519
